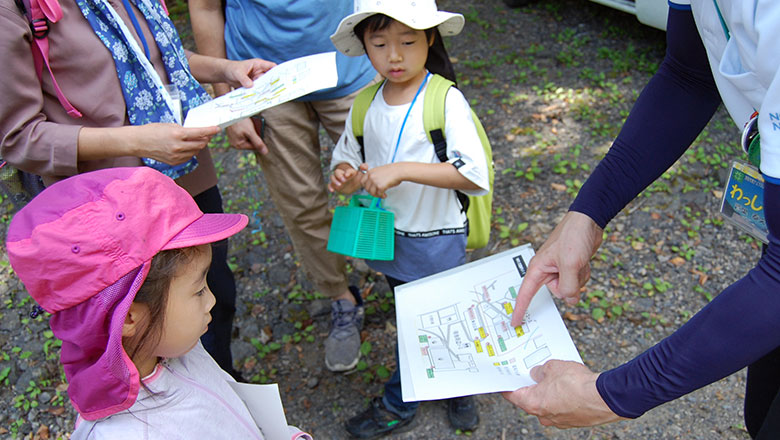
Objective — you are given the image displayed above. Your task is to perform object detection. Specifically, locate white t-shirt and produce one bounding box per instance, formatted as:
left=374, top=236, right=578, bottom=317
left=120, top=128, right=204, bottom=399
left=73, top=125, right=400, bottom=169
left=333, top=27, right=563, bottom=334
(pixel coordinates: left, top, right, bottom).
left=332, top=79, right=490, bottom=234
left=672, top=0, right=780, bottom=180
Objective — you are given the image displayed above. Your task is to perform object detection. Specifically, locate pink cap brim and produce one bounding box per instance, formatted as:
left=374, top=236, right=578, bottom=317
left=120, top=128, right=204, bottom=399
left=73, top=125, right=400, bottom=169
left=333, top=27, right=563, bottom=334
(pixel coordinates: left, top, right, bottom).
left=162, top=213, right=248, bottom=250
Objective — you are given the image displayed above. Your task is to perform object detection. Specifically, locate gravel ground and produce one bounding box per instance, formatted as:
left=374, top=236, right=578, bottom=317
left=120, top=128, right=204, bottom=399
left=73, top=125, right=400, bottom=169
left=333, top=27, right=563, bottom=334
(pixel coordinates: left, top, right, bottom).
left=0, top=0, right=759, bottom=438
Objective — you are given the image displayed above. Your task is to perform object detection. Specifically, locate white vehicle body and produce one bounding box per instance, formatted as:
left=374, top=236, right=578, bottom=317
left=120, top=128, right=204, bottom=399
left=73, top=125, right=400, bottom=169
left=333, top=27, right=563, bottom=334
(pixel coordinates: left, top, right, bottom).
left=591, top=0, right=669, bottom=30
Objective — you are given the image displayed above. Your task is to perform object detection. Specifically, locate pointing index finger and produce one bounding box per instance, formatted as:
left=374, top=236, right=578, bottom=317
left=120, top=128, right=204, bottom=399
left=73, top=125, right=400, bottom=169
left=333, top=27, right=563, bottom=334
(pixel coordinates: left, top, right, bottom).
left=510, top=262, right=553, bottom=327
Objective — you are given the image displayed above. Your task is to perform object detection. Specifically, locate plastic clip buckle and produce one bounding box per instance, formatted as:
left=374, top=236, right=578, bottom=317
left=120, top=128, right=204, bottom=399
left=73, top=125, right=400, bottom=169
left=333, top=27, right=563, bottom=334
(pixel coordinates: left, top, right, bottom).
left=31, top=18, right=49, bottom=39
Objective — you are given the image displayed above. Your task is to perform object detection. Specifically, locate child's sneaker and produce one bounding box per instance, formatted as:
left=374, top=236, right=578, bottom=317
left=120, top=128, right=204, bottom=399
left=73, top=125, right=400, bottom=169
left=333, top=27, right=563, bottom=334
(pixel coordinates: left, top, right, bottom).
left=447, top=396, right=479, bottom=432
left=345, top=397, right=415, bottom=439
left=324, top=286, right=364, bottom=372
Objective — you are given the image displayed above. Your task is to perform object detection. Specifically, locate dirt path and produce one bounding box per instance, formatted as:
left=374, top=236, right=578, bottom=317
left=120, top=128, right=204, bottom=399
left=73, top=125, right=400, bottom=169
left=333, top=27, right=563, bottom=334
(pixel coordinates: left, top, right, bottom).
left=0, top=0, right=755, bottom=438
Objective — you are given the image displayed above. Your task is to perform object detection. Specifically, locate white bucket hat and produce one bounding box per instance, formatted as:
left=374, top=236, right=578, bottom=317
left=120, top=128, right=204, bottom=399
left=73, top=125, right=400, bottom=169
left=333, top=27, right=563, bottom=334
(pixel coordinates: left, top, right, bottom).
left=330, top=0, right=465, bottom=56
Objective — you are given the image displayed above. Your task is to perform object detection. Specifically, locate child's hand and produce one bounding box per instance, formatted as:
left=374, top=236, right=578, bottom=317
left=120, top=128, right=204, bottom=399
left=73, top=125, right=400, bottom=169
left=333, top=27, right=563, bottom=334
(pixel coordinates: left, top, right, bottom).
left=329, top=164, right=364, bottom=194
left=225, top=118, right=268, bottom=154
left=360, top=163, right=404, bottom=198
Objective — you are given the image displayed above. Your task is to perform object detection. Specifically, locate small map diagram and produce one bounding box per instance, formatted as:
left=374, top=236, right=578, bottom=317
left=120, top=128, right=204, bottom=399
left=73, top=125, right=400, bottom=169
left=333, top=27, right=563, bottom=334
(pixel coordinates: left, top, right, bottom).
left=209, top=76, right=287, bottom=117
left=396, top=244, right=582, bottom=402
left=184, top=52, right=338, bottom=129
left=416, top=274, right=552, bottom=382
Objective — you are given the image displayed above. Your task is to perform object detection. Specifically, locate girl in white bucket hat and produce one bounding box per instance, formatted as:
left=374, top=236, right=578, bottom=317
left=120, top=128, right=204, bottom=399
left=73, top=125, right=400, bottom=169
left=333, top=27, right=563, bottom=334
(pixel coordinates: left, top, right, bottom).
left=330, top=0, right=463, bottom=89
left=329, top=1, right=489, bottom=438
left=330, top=0, right=465, bottom=56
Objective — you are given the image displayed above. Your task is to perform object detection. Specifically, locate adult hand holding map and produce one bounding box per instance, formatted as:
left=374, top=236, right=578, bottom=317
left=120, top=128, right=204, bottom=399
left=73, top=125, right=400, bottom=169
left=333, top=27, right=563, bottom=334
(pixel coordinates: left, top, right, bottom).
left=184, top=52, right=338, bottom=129
left=395, top=244, right=582, bottom=402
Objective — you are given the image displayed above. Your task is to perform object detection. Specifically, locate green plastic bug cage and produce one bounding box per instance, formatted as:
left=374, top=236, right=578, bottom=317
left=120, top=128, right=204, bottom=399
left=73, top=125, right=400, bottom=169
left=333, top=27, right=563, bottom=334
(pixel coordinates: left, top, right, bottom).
left=327, top=195, right=394, bottom=261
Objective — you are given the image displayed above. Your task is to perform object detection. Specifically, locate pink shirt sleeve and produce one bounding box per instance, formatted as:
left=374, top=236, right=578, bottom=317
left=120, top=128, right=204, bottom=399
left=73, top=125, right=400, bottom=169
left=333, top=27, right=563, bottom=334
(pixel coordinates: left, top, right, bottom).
left=0, top=0, right=217, bottom=195
left=0, top=1, right=82, bottom=178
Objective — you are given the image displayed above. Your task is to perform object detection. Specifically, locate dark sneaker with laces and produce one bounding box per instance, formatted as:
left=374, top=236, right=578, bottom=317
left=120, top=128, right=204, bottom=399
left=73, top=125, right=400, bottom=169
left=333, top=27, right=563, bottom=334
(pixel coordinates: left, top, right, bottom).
left=447, top=396, right=479, bottom=432
left=325, top=286, right=364, bottom=372
left=345, top=397, right=415, bottom=439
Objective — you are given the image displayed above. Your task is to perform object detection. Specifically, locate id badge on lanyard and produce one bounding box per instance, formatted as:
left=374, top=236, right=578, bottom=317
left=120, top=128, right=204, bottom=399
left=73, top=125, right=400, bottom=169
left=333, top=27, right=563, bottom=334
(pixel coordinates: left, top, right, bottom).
left=720, top=161, right=768, bottom=243
left=711, top=1, right=768, bottom=242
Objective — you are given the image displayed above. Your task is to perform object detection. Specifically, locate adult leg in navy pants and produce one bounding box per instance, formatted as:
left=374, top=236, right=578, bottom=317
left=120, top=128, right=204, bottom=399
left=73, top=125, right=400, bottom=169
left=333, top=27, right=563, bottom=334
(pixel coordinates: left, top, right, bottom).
left=193, top=185, right=240, bottom=379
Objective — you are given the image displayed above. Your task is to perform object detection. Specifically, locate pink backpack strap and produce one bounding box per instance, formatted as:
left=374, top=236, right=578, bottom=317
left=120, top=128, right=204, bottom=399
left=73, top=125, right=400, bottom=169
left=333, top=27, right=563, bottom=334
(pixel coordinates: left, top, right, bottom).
left=34, top=0, right=62, bottom=21
left=27, top=0, right=82, bottom=118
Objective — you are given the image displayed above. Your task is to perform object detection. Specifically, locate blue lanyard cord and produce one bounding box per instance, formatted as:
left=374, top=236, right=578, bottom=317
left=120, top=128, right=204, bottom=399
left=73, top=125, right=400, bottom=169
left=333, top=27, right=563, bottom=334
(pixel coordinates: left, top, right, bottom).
left=390, top=72, right=431, bottom=164
left=121, top=0, right=151, bottom=60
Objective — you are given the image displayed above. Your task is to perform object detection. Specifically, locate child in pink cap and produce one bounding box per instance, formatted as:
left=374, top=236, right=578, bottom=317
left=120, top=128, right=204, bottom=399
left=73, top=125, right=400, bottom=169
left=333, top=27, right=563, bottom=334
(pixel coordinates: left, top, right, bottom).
left=6, top=167, right=311, bottom=439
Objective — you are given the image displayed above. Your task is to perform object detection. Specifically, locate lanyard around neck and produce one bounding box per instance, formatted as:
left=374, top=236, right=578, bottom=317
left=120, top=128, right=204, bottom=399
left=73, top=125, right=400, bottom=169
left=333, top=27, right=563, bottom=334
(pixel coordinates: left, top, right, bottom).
left=121, top=0, right=151, bottom=59
left=99, top=0, right=180, bottom=123
left=390, top=71, right=431, bottom=164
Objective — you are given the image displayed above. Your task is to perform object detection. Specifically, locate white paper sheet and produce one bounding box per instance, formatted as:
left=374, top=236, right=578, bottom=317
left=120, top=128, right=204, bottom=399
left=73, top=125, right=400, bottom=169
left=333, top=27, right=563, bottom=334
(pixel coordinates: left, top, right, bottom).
left=228, top=382, right=289, bottom=440
left=395, top=244, right=582, bottom=402
left=184, top=52, right=338, bottom=129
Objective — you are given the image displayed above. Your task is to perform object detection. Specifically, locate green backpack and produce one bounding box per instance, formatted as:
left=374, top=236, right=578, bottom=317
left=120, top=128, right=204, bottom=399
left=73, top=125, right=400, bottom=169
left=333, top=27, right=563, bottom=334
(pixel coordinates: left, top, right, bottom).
left=351, top=74, right=494, bottom=249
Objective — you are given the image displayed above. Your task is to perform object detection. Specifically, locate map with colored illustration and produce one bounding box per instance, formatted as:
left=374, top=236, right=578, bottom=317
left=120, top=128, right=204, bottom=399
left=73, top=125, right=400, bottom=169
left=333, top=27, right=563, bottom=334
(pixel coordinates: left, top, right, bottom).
left=184, top=52, right=337, bottom=129
left=396, top=244, right=582, bottom=402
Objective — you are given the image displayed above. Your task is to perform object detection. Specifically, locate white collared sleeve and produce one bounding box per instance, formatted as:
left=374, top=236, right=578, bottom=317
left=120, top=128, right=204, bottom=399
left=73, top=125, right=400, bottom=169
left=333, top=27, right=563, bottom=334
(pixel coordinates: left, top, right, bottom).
left=754, top=1, right=780, bottom=180
left=442, top=88, right=490, bottom=196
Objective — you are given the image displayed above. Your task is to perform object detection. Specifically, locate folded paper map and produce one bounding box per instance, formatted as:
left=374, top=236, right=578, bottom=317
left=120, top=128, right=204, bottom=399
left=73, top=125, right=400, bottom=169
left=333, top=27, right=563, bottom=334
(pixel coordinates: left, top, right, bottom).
left=228, top=382, right=289, bottom=440
left=396, top=244, right=582, bottom=402
left=184, top=52, right=338, bottom=129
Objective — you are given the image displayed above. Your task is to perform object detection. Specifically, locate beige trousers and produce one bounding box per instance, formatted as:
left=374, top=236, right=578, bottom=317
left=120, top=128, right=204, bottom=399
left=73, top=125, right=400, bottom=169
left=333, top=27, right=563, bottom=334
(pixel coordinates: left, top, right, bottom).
left=253, top=80, right=378, bottom=298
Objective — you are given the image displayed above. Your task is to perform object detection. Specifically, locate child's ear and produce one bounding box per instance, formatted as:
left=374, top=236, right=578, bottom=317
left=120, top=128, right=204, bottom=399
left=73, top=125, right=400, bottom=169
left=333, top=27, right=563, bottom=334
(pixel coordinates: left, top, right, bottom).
left=428, top=32, right=435, bottom=47
left=122, top=303, right=149, bottom=338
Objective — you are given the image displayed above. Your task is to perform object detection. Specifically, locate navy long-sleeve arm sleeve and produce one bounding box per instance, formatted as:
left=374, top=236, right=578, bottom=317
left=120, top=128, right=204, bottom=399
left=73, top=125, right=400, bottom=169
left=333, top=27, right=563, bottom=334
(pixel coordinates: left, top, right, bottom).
left=569, top=7, right=721, bottom=228
left=589, top=8, right=780, bottom=418
left=597, top=179, right=780, bottom=418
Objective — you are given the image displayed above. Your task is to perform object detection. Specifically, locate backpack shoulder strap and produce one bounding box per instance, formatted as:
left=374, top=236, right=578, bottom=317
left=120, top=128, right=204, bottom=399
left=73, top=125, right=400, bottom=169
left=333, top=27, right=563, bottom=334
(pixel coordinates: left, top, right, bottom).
left=423, top=74, right=454, bottom=163
left=423, top=74, right=469, bottom=213
left=32, top=0, right=63, bottom=22
left=14, top=0, right=28, bottom=18
left=24, top=0, right=82, bottom=118
left=351, top=80, right=383, bottom=163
